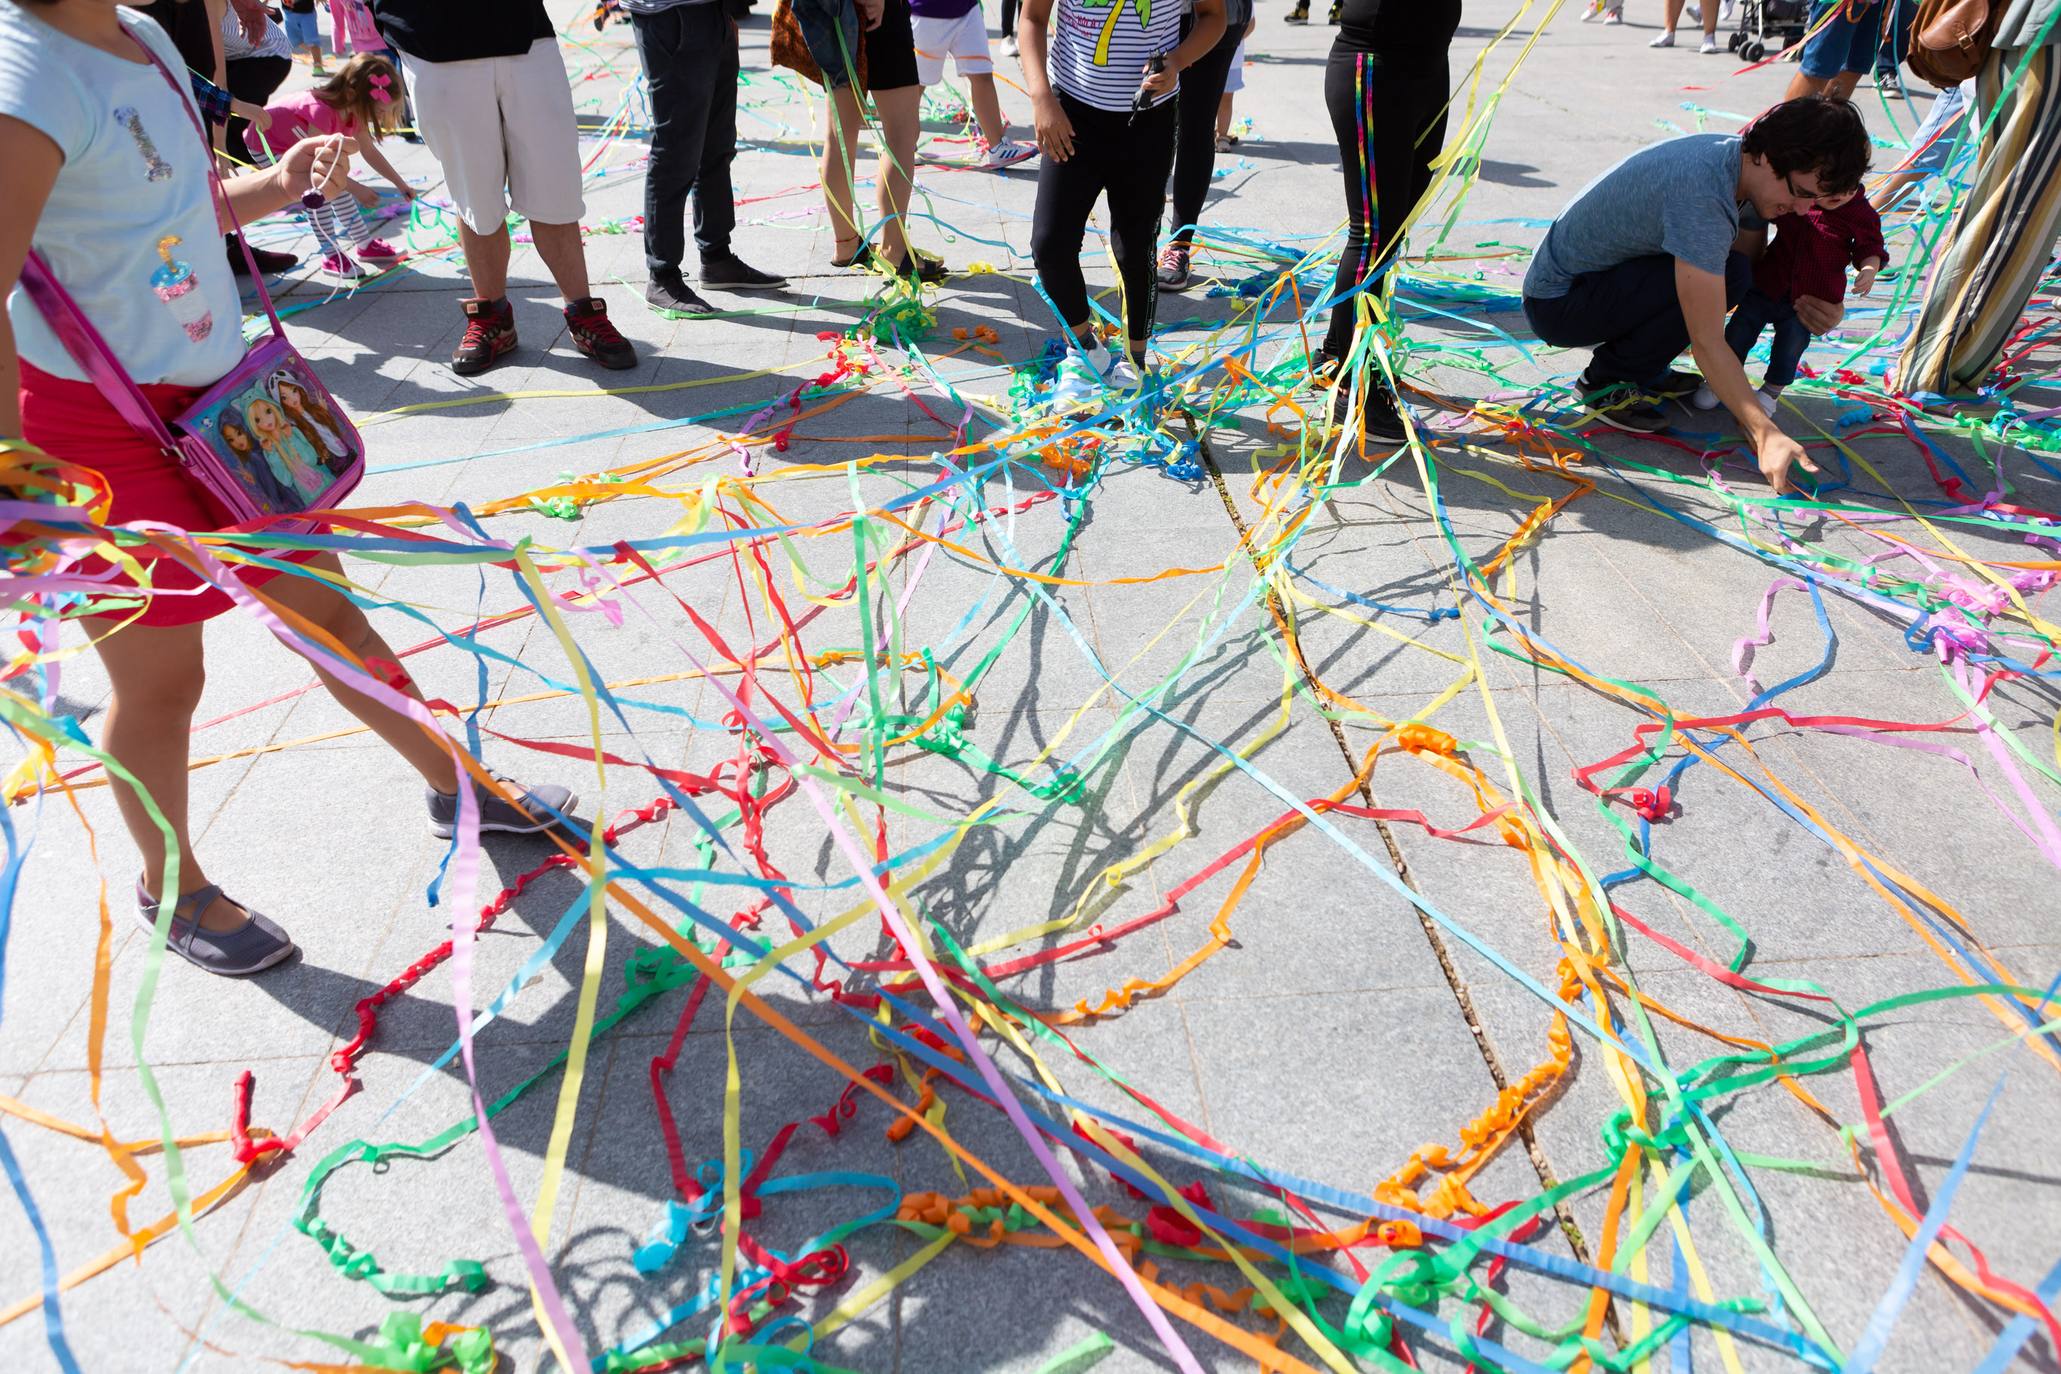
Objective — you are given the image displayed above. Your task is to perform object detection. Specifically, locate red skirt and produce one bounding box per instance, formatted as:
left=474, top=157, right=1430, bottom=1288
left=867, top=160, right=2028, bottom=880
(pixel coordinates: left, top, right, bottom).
left=20, top=362, right=311, bottom=627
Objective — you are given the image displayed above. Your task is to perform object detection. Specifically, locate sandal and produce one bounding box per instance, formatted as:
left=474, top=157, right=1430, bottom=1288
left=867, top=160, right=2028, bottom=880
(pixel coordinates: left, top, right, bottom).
left=135, top=879, right=296, bottom=977
left=891, top=248, right=949, bottom=285
left=832, top=240, right=877, bottom=270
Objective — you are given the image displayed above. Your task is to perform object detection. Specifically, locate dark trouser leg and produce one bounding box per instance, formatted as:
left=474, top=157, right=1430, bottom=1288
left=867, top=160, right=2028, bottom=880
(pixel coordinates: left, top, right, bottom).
left=1168, top=26, right=1242, bottom=248
left=693, top=16, right=741, bottom=259
left=1109, top=96, right=1180, bottom=348
left=1000, top=0, right=1019, bottom=37
left=224, top=54, right=291, bottom=164
left=1527, top=252, right=1748, bottom=388
left=1320, top=45, right=1452, bottom=363
left=1029, top=93, right=1112, bottom=337
left=634, top=6, right=723, bottom=275
left=1763, top=311, right=1811, bottom=387
left=1723, top=287, right=1779, bottom=365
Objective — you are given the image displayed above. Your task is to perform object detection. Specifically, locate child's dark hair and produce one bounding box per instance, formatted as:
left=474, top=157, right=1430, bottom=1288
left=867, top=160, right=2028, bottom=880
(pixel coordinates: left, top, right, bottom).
left=312, top=52, right=403, bottom=140
left=1743, top=97, right=1872, bottom=196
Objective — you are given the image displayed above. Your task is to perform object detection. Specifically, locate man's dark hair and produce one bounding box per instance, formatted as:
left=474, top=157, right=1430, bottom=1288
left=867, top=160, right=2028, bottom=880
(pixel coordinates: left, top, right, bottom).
left=1742, top=97, right=1872, bottom=195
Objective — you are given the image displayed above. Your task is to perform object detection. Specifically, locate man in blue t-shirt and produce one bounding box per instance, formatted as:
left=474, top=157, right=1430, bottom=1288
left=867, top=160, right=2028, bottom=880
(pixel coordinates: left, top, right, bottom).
left=1522, top=98, right=1870, bottom=494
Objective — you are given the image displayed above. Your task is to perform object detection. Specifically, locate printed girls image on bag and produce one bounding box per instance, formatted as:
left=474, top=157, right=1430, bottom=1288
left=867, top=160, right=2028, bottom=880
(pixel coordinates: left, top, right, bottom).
left=181, top=359, right=360, bottom=518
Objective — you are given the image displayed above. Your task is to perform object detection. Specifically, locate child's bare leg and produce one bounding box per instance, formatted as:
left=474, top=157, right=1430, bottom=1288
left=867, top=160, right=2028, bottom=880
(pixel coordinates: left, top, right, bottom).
left=969, top=71, right=1008, bottom=147
left=1217, top=92, right=1234, bottom=140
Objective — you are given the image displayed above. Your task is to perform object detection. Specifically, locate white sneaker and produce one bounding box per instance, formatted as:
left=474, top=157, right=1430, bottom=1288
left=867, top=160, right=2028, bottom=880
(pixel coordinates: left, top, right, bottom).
left=1603, top=9, right=1624, bottom=22
left=1049, top=356, right=1100, bottom=412
left=999, top=34, right=1018, bottom=56
left=1691, top=383, right=1721, bottom=411
left=1757, top=388, right=1781, bottom=416
left=1685, top=3, right=1701, bottom=18
left=1104, top=353, right=1141, bottom=393
left=1649, top=31, right=1675, bottom=47
left=1700, top=34, right=1720, bottom=53
left=1720, top=0, right=1735, bottom=17
left=979, top=140, right=1037, bottom=169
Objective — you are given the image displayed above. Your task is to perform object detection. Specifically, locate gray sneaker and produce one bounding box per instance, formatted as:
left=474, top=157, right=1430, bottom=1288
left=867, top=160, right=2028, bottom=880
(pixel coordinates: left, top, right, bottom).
left=427, top=774, right=579, bottom=839
left=135, top=881, right=296, bottom=977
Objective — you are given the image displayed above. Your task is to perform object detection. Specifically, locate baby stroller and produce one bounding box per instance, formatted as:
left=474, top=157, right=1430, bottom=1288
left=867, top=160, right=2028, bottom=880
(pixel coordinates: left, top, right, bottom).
left=1728, top=0, right=1811, bottom=61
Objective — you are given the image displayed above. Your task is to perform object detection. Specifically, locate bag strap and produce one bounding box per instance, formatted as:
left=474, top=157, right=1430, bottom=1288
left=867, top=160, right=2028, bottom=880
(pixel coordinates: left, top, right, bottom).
left=16, top=250, right=181, bottom=449
left=126, top=19, right=291, bottom=339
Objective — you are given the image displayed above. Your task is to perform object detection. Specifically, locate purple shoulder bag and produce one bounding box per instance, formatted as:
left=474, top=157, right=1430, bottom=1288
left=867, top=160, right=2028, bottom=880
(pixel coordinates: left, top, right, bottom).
left=15, top=24, right=363, bottom=527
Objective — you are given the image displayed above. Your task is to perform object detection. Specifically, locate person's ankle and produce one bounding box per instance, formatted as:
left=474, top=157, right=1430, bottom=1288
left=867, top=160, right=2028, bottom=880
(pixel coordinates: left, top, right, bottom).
left=142, top=870, right=210, bottom=899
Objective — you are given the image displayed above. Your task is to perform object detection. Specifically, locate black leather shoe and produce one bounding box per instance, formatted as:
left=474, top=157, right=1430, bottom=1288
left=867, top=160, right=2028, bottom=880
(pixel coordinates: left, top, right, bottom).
left=700, top=253, right=787, bottom=292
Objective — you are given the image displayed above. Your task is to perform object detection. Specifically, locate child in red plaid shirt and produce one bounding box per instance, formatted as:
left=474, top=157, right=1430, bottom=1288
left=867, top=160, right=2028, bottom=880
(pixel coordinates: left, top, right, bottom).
left=1694, top=189, right=1887, bottom=416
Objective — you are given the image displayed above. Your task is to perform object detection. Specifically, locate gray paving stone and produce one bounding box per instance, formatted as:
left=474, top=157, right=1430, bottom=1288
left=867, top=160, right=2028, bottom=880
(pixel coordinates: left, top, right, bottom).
left=8, top=7, right=2052, bottom=1372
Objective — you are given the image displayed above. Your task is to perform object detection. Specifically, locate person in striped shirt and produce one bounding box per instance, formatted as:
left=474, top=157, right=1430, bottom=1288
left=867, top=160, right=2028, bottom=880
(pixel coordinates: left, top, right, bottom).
left=1018, top=0, right=1226, bottom=377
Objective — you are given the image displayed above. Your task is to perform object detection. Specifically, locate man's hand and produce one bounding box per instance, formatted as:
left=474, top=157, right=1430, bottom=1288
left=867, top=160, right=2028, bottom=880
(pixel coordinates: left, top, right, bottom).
left=1032, top=92, right=1074, bottom=161
left=1793, top=294, right=1845, bottom=335
left=229, top=0, right=268, bottom=44
left=1755, top=428, right=1820, bottom=496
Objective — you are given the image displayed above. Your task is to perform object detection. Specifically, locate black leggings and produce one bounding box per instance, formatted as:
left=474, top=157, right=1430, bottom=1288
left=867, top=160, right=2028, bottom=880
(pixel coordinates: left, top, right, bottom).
left=1321, top=44, right=1451, bottom=361
left=1167, top=24, right=1245, bottom=248
left=1000, top=0, right=1018, bottom=39
left=1029, top=91, right=1179, bottom=348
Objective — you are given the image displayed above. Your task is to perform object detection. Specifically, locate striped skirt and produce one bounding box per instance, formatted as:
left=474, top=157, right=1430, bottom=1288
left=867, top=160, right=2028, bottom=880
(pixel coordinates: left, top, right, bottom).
left=1899, top=44, right=2061, bottom=394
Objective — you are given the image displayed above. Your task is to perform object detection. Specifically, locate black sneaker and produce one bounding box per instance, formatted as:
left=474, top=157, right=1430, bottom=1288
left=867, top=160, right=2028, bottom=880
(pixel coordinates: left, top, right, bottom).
left=1283, top=0, right=1309, bottom=21
left=1646, top=368, right=1703, bottom=399
left=646, top=268, right=716, bottom=318
left=700, top=252, right=788, bottom=292
left=451, top=297, right=518, bottom=376
left=1331, top=373, right=1410, bottom=446
left=564, top=297, right=638, bottom=370
left=1578, top=377, right=1671, bottom=434
left=1156, top=244, right=1192, bottom=292
left=227, top=235, right=298, bottom=276
left=427, top=774, right=581, bottom=839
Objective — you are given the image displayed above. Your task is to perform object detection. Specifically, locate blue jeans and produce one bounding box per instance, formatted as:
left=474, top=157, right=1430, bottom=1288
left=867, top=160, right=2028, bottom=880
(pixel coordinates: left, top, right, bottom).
left=1725, top=288, right=1811, bottom=387
left=1800, top=0, right=1885, bottom=79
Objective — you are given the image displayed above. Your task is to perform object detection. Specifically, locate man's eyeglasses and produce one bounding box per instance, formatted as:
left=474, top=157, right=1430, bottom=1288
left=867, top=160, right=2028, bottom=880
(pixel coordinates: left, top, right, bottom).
left=1783, top=173, right=1833, bottom=204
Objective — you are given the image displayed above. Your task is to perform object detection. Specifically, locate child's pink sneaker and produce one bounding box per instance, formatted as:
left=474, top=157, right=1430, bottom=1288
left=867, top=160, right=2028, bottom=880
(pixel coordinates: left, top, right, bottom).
left=360, top=238, right=401, bottom=260
left=320, top=252, right=366, bottom=280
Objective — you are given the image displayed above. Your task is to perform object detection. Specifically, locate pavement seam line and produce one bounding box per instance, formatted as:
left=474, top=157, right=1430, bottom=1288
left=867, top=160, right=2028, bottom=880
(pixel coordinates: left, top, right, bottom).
left=1192, top=417, right=1609, bottom=1316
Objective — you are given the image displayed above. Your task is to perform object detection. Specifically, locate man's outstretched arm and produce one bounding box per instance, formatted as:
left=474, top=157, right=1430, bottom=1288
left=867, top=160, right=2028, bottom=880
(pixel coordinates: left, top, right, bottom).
left=1675, top=259, right=1818, bottom=495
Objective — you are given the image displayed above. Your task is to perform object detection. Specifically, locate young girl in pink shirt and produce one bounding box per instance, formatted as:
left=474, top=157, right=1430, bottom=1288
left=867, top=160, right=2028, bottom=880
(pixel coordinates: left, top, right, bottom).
left=257, top=53, right=415, bottom=278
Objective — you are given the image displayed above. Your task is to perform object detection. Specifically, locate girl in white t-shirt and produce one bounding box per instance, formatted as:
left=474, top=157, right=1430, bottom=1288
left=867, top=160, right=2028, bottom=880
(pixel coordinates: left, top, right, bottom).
left=0, top=0, right=579, bottom=977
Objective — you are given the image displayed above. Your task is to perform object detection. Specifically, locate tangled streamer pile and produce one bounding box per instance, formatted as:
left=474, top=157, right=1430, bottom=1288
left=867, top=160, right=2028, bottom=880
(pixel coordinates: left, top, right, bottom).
left=4, top=4, right=2060, bottom=1373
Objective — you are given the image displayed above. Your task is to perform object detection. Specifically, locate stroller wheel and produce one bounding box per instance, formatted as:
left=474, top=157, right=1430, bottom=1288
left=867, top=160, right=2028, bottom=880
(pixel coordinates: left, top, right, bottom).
left=1744, top=39, right=1765, bottom=60
left=1727, top=30, right=1742, bottom=50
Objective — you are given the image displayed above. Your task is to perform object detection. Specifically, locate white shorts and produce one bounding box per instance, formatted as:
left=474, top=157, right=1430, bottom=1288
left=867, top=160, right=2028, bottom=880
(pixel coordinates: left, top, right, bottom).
left=913, top=10, right=994, bottom=87
left=1223, top=40, right=1248, bottom=94
left=401, top=39, right=587, bottom=236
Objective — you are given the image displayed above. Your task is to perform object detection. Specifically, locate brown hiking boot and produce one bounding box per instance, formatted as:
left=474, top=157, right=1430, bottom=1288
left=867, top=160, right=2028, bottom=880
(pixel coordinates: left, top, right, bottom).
left=564, top=297, right=637, bottom=370
left=451, top=297, right=517, bottom=376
